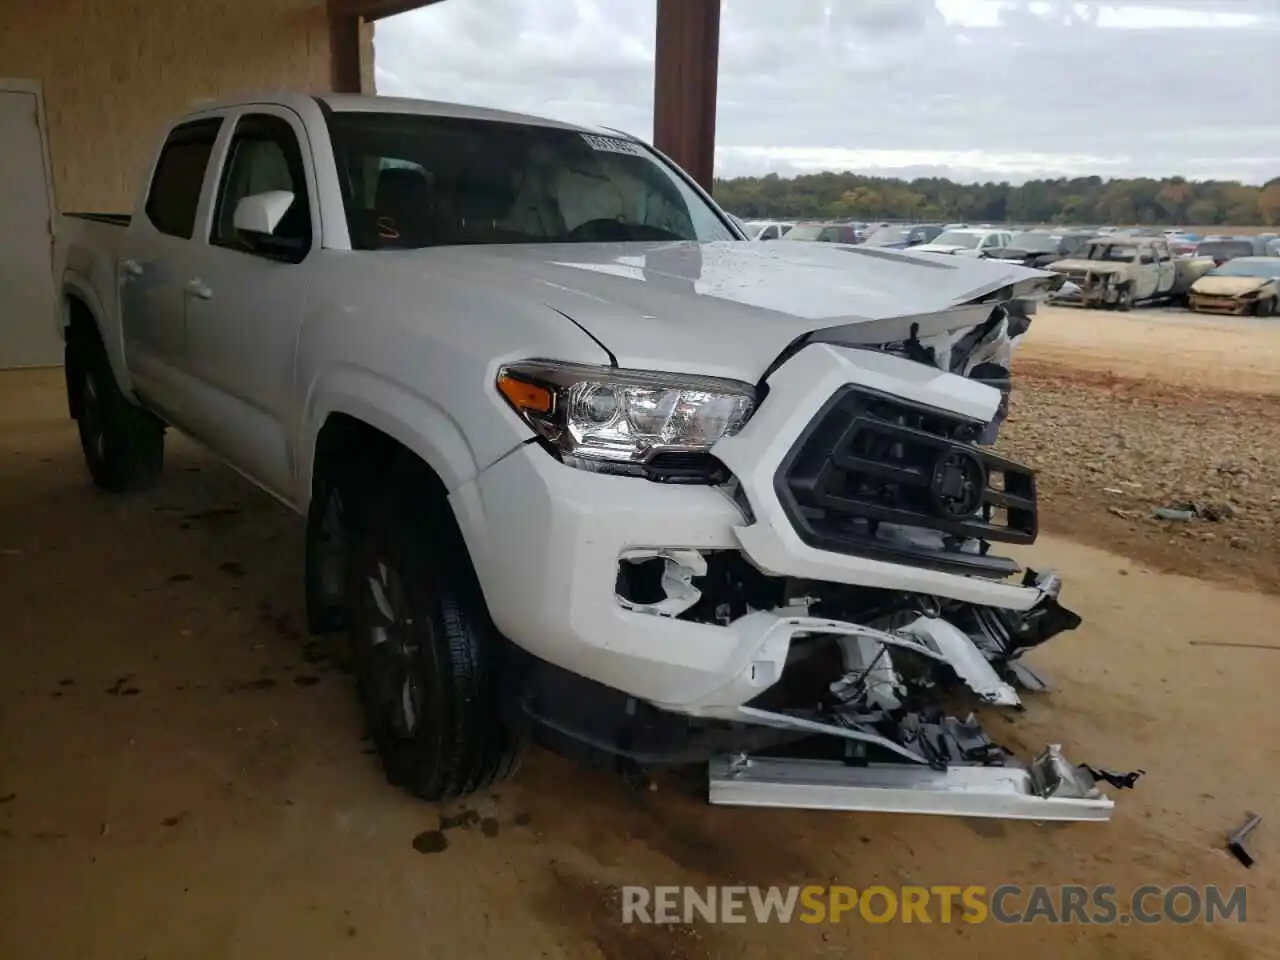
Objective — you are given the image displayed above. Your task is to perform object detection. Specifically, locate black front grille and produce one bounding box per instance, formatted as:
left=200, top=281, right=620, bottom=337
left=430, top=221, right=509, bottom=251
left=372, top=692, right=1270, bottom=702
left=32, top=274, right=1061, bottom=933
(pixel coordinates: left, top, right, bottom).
left=643, top=451, right=727, bottom=484
left=774, top=386, right=1037, bottom=577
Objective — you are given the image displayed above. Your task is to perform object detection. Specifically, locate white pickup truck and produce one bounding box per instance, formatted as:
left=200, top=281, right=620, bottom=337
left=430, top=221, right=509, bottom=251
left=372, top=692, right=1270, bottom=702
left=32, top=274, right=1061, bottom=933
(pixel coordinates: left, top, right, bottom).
left=53, top=93, right=1132, bottom=819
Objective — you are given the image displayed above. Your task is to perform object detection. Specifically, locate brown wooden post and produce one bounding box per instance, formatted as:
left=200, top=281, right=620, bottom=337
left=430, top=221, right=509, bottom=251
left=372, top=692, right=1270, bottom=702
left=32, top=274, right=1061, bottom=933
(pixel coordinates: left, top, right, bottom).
left=653, top=0, right=721, bottom=192
left=328, top=8, right=365, bottom=93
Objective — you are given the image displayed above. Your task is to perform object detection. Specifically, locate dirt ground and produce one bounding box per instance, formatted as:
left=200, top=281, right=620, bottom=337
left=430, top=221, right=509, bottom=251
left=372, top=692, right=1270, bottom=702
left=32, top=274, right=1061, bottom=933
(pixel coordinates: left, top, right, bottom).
left=1003, top=306, right=1280, bottom=596
left=1, top=308, right=1277, bottom=959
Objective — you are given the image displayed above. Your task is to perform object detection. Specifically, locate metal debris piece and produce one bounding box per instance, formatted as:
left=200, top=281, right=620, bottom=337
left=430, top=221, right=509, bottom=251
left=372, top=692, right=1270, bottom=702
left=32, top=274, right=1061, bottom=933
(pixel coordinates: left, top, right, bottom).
left=1227, top=813, right=1262, bottom=868
left=1079, top=764, right=1145, bottom=791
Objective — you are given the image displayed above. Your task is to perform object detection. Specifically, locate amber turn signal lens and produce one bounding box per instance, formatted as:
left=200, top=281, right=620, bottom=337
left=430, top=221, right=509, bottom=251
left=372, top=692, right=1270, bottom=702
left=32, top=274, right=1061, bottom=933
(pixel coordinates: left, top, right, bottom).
left=497, top=373, right=554, bottom=415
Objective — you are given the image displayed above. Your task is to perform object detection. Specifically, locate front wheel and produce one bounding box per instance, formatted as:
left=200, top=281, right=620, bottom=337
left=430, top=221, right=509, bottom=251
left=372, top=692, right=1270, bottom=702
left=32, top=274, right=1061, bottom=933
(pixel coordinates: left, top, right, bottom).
left=74, top=339, right=164, bottom=492
left=346, top=480, right=522, bottom=801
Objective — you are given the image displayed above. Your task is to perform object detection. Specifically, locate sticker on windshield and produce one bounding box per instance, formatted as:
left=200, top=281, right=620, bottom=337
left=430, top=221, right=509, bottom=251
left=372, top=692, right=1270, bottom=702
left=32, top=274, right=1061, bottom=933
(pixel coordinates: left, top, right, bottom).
left=581, top=133, right=645, bottom=156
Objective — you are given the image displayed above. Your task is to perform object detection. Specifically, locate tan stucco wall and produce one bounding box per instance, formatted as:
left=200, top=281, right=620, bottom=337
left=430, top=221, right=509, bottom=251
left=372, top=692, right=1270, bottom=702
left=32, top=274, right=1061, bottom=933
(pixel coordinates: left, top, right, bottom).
left=1, top=0, right=373, bottom=212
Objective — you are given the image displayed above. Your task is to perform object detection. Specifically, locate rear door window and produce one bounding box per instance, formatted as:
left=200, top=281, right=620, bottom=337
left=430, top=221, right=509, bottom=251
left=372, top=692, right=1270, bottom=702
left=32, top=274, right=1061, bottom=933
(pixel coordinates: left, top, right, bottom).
left=145, top=118, right=223, bottom=239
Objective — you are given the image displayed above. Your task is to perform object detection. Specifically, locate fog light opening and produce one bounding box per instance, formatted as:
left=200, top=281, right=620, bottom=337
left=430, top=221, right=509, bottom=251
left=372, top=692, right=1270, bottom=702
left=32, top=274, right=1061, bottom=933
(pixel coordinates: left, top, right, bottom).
left=615, top=549, right=708, bottom=618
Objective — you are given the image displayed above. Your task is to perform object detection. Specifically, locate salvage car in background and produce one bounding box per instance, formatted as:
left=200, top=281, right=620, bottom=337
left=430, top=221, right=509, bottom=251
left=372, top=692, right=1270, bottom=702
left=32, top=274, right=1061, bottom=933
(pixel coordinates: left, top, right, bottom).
left=862, top=223, right=943, bottom=249
left=1048, top=235, right=1212, bottom=309
left=1194, top=236, right=1270, bottom=266
left=913, top=227, right=1013, bottom=258
left=779, top=222, right=861, bottom=243
left=742, top=219, right=795, bottom=241
left=1188, top=256, right=1280, bottom=316
left=988, top=230, right=1095, bottom=269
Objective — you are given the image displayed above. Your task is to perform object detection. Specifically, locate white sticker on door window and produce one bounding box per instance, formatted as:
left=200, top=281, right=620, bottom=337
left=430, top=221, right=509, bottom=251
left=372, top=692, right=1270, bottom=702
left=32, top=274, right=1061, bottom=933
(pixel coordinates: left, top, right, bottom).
left=581, top=133, right=645, bottom=156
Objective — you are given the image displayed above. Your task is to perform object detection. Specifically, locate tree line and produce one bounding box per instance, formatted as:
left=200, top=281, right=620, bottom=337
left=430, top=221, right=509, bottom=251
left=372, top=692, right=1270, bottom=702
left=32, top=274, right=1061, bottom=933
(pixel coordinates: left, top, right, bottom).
left=713, top=172, right=1280, bottom=227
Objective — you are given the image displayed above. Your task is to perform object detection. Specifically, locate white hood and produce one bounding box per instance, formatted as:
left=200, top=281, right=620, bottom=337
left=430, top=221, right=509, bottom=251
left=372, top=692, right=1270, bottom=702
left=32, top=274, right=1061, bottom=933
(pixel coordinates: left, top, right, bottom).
left=386, top=241, right=1052, bottom=381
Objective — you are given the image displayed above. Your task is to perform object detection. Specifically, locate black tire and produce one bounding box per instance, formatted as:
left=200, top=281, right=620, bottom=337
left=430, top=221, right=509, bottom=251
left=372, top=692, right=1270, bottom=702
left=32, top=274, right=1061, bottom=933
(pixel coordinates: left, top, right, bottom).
left=73, top=336, right=164, bottom=492
left=1253, top=297, right=1277, bottom=318
left=1115, top=288, right=1133, bottom=312
left=305, top=466, right=352, bottom=635
left=345, top=473, right=522, bottom=801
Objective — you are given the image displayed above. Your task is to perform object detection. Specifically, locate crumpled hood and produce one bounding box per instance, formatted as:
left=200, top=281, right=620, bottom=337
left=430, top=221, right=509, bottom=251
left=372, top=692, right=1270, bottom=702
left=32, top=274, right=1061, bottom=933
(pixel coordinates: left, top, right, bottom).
left=393, top=241, right=1053, bottom=381
left=1191, top=275, right=1273, bottom=297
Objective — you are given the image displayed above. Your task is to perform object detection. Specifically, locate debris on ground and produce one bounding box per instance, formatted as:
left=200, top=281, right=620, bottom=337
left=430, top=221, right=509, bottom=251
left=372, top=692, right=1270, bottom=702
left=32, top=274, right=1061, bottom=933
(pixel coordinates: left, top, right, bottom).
left=1227, top=813, right=1262, bottom=868
left=1153, top=505, right=1198, bottom=522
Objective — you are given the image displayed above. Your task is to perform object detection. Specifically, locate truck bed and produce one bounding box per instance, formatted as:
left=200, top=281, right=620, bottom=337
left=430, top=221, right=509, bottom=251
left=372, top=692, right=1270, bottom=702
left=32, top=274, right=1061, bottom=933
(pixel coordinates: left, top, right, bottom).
left=64, top=212, right=131, bottom=227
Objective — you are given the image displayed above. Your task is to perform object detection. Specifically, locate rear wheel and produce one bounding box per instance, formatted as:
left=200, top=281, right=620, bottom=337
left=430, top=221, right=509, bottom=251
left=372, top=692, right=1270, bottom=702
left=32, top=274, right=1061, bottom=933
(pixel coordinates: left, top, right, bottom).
left=346, top=473, right=522, bottom=801
left=73, top=337, right=164, bottom=492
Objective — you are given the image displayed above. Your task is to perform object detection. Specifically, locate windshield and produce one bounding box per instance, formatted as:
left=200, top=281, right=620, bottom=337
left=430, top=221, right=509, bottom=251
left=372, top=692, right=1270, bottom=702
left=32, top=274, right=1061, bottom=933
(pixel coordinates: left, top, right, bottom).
left=328, top=112, right=737, bottom=248
left=1210, top=258, right=1280, bottom=279
left=1090, top=243, right=1139, bottom=262
left=1008, top=232, right=1062, bottom=253
left=930, top=230, right=979, bottom=249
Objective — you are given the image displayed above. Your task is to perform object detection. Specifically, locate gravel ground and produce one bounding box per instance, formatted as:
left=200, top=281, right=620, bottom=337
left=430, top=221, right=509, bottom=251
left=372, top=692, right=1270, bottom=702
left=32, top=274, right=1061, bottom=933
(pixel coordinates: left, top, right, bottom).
left=1000, top=307, right=1280, bottom=594
left=1001, top=360, right=1280, bottom=593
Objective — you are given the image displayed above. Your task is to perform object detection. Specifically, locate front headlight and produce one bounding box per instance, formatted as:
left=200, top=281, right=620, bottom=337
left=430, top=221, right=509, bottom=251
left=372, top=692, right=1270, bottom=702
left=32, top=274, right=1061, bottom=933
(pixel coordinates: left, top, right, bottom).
left=496, top=360, right=756, bottom=478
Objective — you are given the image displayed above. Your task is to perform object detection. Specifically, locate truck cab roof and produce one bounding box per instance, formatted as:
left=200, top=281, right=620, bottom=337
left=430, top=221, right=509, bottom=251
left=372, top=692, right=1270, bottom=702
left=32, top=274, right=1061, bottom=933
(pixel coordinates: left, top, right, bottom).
left=182, top=91, right=617, bottom=137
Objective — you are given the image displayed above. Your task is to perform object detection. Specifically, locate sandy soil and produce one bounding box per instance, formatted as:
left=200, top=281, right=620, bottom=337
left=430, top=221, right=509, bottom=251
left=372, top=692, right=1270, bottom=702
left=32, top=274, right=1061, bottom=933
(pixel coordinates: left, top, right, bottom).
left=1, top=313, right=1277, bottom=959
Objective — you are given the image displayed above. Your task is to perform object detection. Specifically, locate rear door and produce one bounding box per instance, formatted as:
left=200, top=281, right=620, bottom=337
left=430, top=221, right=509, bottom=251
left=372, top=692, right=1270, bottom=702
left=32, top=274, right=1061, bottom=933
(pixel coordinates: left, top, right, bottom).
left=178, top=107, right=317, bottom=501
left=1132, top=245, right=1159, bottom=300
left=1153, top=241, right=1176, bottom=294
left=119, top=117, right=223, bottom=413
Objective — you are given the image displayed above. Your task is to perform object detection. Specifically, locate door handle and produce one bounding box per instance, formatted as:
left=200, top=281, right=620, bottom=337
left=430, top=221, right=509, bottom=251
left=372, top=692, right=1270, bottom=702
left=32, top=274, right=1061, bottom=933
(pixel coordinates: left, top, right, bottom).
left=120, top=258, right=143, bottom=278
left=185, top=279, right=213, bottom=302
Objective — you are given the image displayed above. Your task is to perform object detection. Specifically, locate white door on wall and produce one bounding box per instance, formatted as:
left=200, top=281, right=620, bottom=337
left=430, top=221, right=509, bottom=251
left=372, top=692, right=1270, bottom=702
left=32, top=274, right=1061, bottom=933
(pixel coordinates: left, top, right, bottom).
left=0, top=84, right=61, bottom=368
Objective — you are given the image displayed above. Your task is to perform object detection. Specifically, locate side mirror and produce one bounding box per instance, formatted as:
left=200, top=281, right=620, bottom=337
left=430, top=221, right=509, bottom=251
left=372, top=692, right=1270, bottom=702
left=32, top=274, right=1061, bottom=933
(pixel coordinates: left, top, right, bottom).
left=233, top=190, right=295, bottom=237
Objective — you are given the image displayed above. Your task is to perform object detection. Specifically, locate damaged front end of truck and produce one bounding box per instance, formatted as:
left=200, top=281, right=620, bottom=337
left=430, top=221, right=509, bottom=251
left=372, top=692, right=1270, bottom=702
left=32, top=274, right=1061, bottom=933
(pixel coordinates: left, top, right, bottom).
left=514, top=274, right=1137, bottom=822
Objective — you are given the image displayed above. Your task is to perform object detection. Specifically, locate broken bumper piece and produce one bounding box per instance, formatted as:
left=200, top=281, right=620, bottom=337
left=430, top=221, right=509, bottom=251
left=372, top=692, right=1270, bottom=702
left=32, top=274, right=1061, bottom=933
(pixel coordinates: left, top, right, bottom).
left=709, top=744, right=1122, bottom=821
left=696, top=580, right=1131, bottom=822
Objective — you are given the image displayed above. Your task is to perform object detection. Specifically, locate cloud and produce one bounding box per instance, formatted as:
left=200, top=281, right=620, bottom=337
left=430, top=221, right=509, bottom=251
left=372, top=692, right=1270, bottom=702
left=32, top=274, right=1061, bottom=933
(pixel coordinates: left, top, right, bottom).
left=375, top=0, right=1280, bottom=184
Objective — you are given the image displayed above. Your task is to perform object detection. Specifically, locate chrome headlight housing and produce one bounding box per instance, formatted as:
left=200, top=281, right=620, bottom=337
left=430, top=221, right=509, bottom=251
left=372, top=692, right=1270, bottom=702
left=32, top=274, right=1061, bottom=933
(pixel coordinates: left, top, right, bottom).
left=496, top=360, right=756, bottom=480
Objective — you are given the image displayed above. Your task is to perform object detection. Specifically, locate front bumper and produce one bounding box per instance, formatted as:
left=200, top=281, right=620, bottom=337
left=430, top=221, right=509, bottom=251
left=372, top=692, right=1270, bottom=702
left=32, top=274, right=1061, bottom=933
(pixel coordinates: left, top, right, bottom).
left=452, top=343, right=1050, bottom=714
left=1189, top=293, right=1253, bottom=315
left=1049, top=273, right=1123, bottom=308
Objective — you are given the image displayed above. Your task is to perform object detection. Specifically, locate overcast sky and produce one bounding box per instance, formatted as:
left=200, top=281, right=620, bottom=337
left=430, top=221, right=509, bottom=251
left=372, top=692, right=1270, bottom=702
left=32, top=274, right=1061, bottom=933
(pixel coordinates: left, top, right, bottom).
left=375, top=0, right=1280, bottom=185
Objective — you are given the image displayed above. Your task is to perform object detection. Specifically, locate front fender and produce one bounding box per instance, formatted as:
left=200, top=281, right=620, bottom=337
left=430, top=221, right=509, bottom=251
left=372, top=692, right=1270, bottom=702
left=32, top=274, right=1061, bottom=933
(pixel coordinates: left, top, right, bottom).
left=299, top=364, right=493, bottom=505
